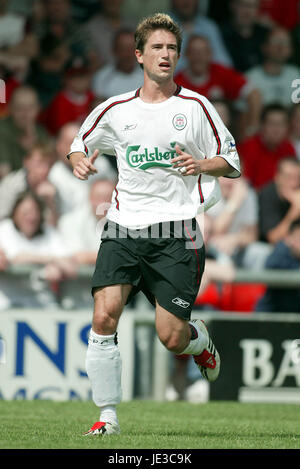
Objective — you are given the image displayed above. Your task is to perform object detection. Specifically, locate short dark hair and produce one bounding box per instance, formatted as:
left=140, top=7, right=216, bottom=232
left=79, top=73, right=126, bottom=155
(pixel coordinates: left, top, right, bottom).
left=135, top=13, right=182, bottom=54
left=260, top=103, right=289, bottom=123
left=24, top=141, right=56, bottom=163
left=113, top=27, right=135, bottom=50
left=277, top=156, right=300, bottom=173
left=11, top=190, right=45, bottom=237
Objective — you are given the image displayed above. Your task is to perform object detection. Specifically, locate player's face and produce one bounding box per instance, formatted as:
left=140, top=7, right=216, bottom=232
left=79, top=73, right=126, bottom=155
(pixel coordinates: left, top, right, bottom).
left=136, top=29, right=179, bottom=83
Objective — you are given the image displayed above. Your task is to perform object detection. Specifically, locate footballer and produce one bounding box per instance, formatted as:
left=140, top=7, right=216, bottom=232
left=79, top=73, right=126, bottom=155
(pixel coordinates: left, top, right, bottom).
left=68, top=13, right=240, bottom=435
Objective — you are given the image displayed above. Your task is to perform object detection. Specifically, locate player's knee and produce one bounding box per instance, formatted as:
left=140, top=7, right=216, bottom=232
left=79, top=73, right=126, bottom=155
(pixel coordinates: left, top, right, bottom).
left=93, top=307, right=120, bottom=335
left=159, top=330, right=187, bottom=354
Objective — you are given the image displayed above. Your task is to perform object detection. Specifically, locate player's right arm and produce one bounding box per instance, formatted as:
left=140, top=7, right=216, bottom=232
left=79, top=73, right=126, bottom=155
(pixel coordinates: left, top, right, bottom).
left=67, top=97, right=115, bottom=180
left=69, top=150, right=99, bottom=181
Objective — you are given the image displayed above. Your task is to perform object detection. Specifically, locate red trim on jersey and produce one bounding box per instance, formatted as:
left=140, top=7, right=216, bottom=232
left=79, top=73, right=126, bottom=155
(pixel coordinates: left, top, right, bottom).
left=82, top=88, right=141, bottom=146
left=114, top=186, right=120, bottom=211
left=176, top=94, right=221, bottom=155
left=198, top=174, right=204, bottom=204
left=174, top=84, right=182, bottom=96
left=184, top=222, right=201, bottom=286
left=198, top=156, right=207, bottom=204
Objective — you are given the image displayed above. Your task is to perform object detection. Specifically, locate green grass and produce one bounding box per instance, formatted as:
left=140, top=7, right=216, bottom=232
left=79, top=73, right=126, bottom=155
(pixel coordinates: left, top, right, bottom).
left=0, top=400, right=300, bottom=449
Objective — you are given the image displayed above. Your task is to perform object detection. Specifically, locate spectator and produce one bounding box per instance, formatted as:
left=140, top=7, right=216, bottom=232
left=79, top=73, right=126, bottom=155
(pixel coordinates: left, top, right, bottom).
left=26, top=33, right=71, bottom=108
left=57, top=178, right=115, bottom=309
left=48, top=122, right=117, bottom=215
left=174, top=34, right=261, bottom=139
left=289, top=104, right=300, bottom=160
left=241, top=157, right=300, bottom=270
left=0, top=0, right=38, bottom=78
left=257, top=0, right=299, bottom=30
left=71, top=0, right=100, bottom=22
left=220, top=0, right=270, bottom=72
left=290, top=2, right=300, bottom=67
left=0, top=141, right=59, bottom=225
left=207, top=176, right=258, bottom=266
left=41, top=55, right=95, bottom=135
left=121, top=0, right=170, bottom=25
left=169, top=0, right=232, bottom=71
left=0, top=0, right=38, bottom=116
left=83, top=0, right=135, bottom=69
left=0, top=85, right=50, bottom=177
left=92, top=28, right=143, bottom=99
left=58, top=178, right=115, bottom=265
left=246, top=28, right=300, bottom=109
left=0, top=0, right=26, bottom=49
left=258, top=157, right=300, bottom=245
left=31, top=0, right=90, bottom=60
left=238, top=104, right=296, bottom=190
left=255, top=219, right=300, bottom=313
left=211, top=98, right=232, bottom=129
left=0, top=67, right=20, bottom=118
left=0, top=190, right=75, bottom=310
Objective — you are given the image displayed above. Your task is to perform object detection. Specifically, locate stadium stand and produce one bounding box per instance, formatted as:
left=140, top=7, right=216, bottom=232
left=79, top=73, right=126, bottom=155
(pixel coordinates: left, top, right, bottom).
left=0, top=0, right=299, bottom=310
left=0, top=0, right=300, bottom=405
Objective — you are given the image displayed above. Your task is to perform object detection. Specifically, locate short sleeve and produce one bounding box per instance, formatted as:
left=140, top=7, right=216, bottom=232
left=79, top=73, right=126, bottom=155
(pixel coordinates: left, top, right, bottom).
left=68, top=99, right=115, bottom=158
left=198, top=95, right=241, bottom=178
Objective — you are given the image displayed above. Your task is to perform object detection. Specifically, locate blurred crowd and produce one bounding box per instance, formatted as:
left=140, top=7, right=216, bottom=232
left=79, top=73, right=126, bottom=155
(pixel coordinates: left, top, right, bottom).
left=0, top=0, right=300, bottom=314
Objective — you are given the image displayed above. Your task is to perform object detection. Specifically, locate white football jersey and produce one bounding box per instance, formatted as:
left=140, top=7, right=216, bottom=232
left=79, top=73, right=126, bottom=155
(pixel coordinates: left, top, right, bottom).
left=69, top=86, right=241, bottom=228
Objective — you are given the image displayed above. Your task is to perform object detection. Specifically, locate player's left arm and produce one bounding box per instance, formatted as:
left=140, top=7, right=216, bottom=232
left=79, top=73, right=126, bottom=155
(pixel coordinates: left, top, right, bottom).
left=172, top=95, right=241, bottom=178
left=171, top=146, right=235, bottom=177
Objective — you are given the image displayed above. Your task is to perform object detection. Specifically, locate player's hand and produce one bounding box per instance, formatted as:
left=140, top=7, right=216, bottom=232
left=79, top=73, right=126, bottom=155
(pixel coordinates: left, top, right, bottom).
left=73, top=150, right=99, bottom=180
left=171, top=145, right=201, bottom=176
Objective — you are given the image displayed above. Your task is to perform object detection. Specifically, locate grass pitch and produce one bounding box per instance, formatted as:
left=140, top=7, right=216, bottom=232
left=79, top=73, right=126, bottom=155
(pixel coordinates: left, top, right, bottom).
left=0, top=400, right=299, bottom=450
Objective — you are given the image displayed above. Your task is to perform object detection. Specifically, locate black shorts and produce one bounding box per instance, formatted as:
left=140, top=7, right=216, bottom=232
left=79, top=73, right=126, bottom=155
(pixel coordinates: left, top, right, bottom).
left=91, top=219, right=205, bottom=320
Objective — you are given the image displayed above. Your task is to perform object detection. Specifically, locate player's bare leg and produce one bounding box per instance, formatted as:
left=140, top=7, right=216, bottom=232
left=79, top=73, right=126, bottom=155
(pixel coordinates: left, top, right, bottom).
left=155, top=301, right=192, bottom=353
left=155, top=301, right=220, bottom=383
left=84, top=284, right=132, bottom=436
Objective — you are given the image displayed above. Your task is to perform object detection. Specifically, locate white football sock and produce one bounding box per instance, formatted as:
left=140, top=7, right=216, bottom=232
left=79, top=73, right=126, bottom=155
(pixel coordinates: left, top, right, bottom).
left=100, top=405, right=118, bottom=425
left=180, top=321, right=208, bottom=356
left=85, top=329, right=122, bottom=412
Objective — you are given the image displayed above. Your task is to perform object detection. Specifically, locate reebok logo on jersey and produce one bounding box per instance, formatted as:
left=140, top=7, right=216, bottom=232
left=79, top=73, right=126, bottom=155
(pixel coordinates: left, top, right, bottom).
left=172, top=297, right=190, bottom=308
left=122, top=124, right=137, bottom=131
left=126, top=143, right=177, bottom=170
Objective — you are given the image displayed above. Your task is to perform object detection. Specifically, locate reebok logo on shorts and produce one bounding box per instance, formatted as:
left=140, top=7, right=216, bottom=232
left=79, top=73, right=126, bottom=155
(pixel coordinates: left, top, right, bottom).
left=172, top=297, right=190, bottom=308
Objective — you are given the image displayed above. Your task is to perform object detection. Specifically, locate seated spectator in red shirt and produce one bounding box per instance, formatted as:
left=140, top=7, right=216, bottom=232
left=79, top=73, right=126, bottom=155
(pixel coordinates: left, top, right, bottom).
left=238, top=103, right=296, bottom=189
left=174, top=34, right=261, bottom=140
left=41, top=56, right=95, bottom=136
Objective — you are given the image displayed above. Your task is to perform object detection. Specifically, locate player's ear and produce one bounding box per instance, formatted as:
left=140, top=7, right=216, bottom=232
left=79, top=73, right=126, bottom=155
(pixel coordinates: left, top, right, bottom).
left=135, top=49, right=143, bottom=65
